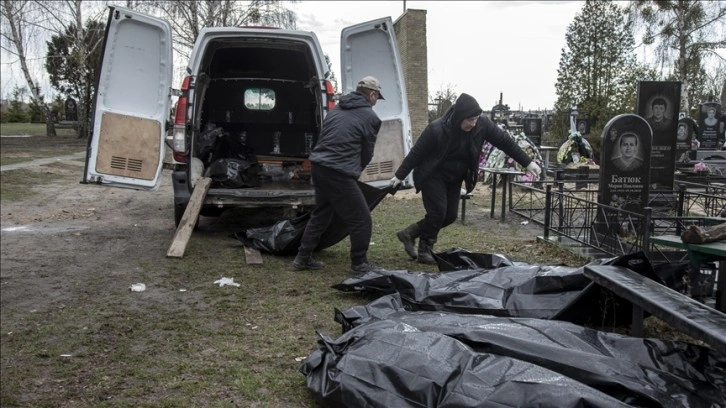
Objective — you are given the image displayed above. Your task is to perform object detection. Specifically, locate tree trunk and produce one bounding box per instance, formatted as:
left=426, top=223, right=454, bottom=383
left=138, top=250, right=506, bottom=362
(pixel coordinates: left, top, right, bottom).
left=44, top=107, right=57, bottom=137
left=2, top=0, right=55, bottom=136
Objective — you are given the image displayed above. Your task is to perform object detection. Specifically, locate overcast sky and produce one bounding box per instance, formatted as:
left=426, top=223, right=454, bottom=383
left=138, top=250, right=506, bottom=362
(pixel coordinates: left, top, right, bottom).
left=0, top=0, right=584, bottom=109
left=292, top=1, right=585, bottom=111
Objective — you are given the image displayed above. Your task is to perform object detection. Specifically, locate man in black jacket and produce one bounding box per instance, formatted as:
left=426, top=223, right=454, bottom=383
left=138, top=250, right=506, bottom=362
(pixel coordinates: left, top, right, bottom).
left=292, top=76, right=383, bottom=274
left=390, top=93, right=541, bottom=264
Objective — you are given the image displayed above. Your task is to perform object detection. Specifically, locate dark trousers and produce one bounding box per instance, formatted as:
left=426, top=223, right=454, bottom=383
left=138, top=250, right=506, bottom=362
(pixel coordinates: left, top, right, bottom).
left=418, top=176, right=462, bottom=242
left=297, top=165, right=372, bottom=265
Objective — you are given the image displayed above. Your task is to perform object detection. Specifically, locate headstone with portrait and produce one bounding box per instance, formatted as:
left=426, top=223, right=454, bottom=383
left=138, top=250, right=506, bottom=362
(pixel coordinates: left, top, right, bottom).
left=595, top=114, right=652, bottom=238
left=522, top=118, right=542, bottom=146
left=676, top=117, right=698, bottom=163
left=65, top=97, right=78, bottom=122
left=636, top=81, right=680, bottom=191
left=576, top=119, right=589, bottom=136
left=697, top=102, right=722, bottom=149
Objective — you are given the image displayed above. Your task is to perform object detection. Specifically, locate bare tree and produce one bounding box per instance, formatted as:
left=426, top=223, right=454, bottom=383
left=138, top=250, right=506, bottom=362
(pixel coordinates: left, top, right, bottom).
left=703, top=63, right=726, bottom=104
left=428, top=84, right=457, bottom=123
left=627, top=0, right=726, bottom=112
left=1, top=0, right=56, bottom=135
left=132, top=0, right=298, bottom=60
left=35, top=0, right=106, bottom=138
left=1, top=0, right=107, bottom=137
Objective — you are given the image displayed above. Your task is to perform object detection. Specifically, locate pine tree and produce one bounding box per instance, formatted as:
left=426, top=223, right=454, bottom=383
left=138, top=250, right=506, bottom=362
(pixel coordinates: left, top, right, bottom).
left=552, top=0, right=641, bottom=148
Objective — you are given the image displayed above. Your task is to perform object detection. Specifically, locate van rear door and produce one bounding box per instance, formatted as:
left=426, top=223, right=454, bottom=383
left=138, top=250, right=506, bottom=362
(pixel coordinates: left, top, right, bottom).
left=83, top=7, right=173, bottom=190
left=341, top=17, right=412, bottom=186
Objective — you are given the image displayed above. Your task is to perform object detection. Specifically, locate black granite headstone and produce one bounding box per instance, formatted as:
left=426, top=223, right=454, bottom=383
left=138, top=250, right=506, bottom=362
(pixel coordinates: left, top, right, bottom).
left=698, top=102, right=722, bottom=149
left=596, top=114, right=652, bottom=235
left=65, top=98, right=78, bottom=122
left=676, top=117, right=698, bottom=163
left=636, top=81, right=680, bottom=191
left=522, top=118, right=542, bottom=146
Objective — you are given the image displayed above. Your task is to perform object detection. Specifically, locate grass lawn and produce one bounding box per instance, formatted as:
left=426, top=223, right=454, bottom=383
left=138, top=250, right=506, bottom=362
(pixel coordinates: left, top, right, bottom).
left=0, top=122, right=80, bottom=137
left=0, top=123, right=86, bottom=167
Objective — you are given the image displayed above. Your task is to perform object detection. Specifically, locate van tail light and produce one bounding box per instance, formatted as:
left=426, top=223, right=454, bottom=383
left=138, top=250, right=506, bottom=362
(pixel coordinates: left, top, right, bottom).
left=172, top=76, right=191, bottom=163
left=324, top=80, right=336, bottom=112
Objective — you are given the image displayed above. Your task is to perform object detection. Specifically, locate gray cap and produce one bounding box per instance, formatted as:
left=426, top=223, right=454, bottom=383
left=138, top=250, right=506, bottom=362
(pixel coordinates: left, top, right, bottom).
left=357, top=76, right=385, bottom=99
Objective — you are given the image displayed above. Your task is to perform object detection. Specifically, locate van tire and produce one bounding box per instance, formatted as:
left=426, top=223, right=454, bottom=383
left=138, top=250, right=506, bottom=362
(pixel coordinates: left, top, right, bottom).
left=174, top=204, right=186, bottom=227
left=174, top=203, right=202, bottom=230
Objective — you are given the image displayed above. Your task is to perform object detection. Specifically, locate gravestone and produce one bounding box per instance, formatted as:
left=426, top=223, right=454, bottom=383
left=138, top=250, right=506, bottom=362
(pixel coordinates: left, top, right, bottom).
left=636, top=81, right=680, bottom=191
left=65, top=98, right=78, bottom=122
left=594, top=114, right=652, bottom=239
left=676, top=117, right=698, bottom=163
left=698, top=102, right=722, bottom=149
left=576, top=119, right=589, bottom=135
left=522, top=118, right=542, bottom=146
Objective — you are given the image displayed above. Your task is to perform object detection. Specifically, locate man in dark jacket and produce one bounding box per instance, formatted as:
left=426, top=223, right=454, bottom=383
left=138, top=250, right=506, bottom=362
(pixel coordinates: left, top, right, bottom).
left=390, top=93, right=541, bottom=264
left=292, top=76, right=383, bottom=274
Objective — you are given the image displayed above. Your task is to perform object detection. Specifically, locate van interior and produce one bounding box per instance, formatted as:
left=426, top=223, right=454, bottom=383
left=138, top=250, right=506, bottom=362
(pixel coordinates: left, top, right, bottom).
left=191, top=40, right=324, bottom=189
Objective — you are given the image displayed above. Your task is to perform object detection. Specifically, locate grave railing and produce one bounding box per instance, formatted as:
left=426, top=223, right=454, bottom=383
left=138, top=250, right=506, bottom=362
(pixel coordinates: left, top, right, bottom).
left=509, top=179, right=725, bottom=258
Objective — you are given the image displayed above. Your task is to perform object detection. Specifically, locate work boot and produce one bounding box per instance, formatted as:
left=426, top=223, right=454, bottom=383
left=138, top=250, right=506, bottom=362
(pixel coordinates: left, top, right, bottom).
left=396, top=223, right=420, bottom=260
left=349, top=262, right=381, bottom=276
left=292, top=254, right=324, bottom=271
left=416, top=239, right=436, bottom=265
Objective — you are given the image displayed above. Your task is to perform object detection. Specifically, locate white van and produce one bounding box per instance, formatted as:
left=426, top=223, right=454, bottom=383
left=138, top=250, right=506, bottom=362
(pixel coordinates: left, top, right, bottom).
left=83, top=6, right=411, bottom=226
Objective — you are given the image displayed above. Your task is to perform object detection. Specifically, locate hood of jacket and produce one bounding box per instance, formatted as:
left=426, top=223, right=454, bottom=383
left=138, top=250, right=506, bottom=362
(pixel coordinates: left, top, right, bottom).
left=337, top=91, right=372, bottom=110
left=442, top=105, right=477, bottom=136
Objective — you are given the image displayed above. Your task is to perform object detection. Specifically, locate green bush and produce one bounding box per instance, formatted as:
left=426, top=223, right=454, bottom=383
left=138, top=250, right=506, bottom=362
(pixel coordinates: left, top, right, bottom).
left=4, top=110, right=31, bottom=123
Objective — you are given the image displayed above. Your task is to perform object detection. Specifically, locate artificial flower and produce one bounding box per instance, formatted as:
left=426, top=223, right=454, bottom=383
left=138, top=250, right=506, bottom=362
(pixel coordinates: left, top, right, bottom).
left=479, top=130, right=544, bottom=185
left=557, top=131, right=593, bottom=165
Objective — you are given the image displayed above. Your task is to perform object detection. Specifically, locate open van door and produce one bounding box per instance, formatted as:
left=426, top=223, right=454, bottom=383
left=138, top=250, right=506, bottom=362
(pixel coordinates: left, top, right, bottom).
left=83, top=7, right=173, bottom=190
left=341, top=17, right=412, bottom=186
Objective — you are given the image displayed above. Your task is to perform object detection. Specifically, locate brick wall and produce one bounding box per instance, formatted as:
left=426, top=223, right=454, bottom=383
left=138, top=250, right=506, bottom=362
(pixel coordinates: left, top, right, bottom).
left=394, top=9, right=428, bottom=143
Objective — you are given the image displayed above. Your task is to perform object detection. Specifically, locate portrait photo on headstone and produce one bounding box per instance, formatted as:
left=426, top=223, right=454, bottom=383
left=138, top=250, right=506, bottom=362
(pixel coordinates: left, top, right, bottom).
left=576, top=119, right=589, bottom=135
left=610, top=132, right=643, bottom=172
left=644, top=96, right=673, bottom=132
left=65, top=98, right=78, bottom=122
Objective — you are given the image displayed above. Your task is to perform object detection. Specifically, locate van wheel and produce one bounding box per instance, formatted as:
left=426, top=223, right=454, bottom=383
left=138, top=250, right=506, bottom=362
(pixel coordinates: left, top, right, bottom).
left=174, top=204, right=201, bottom=230
left=174, top=204, right=186, bottom=227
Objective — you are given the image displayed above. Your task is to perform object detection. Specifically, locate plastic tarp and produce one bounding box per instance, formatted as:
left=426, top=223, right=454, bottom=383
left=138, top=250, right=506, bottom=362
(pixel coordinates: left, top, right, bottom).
left=300, top=294, right=726, bottom=407
left=332, top=251, right=666, bottom=325
left=233, top=182, right=395, bottom=255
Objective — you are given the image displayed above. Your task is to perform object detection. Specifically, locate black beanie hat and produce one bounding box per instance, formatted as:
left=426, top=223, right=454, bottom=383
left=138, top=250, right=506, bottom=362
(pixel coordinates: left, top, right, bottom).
left=452, top=93, right=482, bottom=125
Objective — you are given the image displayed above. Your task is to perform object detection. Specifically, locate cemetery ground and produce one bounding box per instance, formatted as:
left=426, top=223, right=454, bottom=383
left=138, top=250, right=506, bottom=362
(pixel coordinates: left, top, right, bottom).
left=0, top=127, right=698, bottom=406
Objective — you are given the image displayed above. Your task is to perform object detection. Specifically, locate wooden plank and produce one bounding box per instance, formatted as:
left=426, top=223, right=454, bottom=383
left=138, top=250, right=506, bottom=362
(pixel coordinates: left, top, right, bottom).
left=584, top=265, right=726, bottom=354
left=166, top=177, right=212, bottom=258
left=244, top=246, right=264, bottom=265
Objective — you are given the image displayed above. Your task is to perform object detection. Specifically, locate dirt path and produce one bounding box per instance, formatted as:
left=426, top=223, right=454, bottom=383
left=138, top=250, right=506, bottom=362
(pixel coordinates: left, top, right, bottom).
left=1, top=161, right=177, bottom=313
left=0, top=154, right=548, bottom=405
left=0, top=151, right=86, bottom=172
left=0, top=157, right=544, bottom=313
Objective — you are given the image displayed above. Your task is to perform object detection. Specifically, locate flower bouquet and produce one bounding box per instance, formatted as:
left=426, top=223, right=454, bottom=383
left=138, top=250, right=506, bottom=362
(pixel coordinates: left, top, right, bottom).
left=557, top=131, right=594, bottom=167
left=479, top=130, right=544, bottom=186
left=693, top=161, right=709, bottom=174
